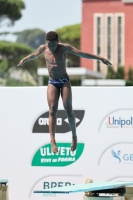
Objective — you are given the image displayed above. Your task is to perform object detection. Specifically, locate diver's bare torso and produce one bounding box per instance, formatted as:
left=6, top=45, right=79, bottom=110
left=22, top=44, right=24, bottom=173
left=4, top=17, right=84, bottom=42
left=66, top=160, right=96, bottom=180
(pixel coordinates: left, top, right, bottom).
left=42, top=43, right=68, bottom=80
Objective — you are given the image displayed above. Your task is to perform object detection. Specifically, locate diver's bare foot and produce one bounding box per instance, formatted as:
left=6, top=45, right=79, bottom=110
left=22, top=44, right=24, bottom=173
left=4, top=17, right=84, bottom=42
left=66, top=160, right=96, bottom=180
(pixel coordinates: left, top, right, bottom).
left=71, top=136, right=77, bottom=151
left=51, top=140, right=58, bottom=153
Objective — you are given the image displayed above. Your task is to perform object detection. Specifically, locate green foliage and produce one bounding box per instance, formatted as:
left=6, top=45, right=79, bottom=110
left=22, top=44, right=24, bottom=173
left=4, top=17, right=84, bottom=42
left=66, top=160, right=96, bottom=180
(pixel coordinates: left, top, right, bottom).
left=55, top=24, right=81, bottom=67
left=106, top=65, right=133, bottom=86
left=56, top=24, right=81, bottom=48
left=0, top=60, right=8, bottom=72
left=115, top=66, right=125, bottom=79
left=126, top=80, right=133, bottom=86
left=127, top=67, right=133, bottom=81
left=0, top=41, right=31, bottom=56
left=43, top=76, right=48, bottom=85
left=70, top=79, right=81, bottom=86
left=0, top=41, right=46, bottom=86
left=0, top=0, right=25, bottom=26
left=0, top=41, right=31, bottom=71
left=13, top=29, right=46, bottom=49
left=106, top=66, right=125, bottom=79
left=106, top=66, right=116, bottom=79
left=0, top=41, right=40, bottom=73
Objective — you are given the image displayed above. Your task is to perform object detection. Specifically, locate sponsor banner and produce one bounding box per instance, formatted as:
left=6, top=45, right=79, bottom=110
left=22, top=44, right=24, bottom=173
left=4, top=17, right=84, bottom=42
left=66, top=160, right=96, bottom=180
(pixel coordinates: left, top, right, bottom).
left=0, top=87, right=133, bottom=200
left=31, top=142, right=84, bottom=167
left=32, top=110, right=85, bottom=133
left=99, top=143, right=133, bottom=166
left=99, top=110, right=133, bottom=132
left=30, top=175, right=83, bottom=200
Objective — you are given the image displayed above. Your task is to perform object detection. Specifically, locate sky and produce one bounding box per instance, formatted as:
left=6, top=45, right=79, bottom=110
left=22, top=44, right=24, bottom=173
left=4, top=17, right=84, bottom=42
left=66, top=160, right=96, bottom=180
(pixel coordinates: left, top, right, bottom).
left=0, top=0, right=82, bottom=41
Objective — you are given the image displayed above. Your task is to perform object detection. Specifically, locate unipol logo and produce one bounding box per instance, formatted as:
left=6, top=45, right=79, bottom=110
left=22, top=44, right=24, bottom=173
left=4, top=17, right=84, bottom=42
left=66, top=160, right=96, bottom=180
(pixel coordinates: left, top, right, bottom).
left=32, top=110, right=85, bottom=133
left=99, top=143, right=133, bottom=166
left=106, top=116, right=133, bottom=128
left=99, top=110, right=133, bottom=131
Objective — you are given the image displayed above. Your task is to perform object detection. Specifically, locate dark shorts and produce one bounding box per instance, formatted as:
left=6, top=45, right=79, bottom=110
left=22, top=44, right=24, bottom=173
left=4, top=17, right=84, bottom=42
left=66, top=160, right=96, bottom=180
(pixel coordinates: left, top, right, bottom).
left=48, top=76, right=70, bottom=89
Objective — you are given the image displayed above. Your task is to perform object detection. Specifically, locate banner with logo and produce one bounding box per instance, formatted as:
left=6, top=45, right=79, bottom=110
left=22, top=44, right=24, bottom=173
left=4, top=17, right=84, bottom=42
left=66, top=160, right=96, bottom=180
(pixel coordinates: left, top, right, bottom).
left=0, top=86, right=133, bottom=200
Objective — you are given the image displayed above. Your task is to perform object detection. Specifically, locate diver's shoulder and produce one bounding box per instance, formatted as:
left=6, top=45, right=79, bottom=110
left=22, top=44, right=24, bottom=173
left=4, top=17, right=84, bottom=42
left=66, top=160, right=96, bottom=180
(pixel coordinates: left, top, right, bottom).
left=58, top=43, right=71, bottom=50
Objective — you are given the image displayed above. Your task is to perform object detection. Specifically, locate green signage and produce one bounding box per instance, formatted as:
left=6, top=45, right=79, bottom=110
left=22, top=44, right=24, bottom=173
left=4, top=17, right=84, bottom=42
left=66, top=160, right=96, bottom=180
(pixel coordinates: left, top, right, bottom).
left=32, top=142, right=84, bottom=167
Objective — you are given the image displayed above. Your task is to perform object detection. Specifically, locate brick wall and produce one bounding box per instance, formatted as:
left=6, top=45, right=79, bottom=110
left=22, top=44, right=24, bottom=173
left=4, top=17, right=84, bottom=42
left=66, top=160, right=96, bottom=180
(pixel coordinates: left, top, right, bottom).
left=81, top=0, right=133, bottom=74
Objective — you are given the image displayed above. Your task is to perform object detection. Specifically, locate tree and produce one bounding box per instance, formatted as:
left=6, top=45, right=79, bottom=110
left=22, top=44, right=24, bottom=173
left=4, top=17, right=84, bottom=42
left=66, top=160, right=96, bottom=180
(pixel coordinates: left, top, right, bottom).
left=55, top=24, right=81, bottom=67
left=0, top=41, right=43, bottom=86
left=13, top=29, right=46, bottom=49
left=106, top=66, right=117, bottom=79
left=0, top=41, right=38, bottom=72
left=0, top=0, right=25, bottom=27
left=115, top=66, right=125, bottom=79
left=106, top=66, right=125, bottom=79
left=127, top=67, right=133, bottom=81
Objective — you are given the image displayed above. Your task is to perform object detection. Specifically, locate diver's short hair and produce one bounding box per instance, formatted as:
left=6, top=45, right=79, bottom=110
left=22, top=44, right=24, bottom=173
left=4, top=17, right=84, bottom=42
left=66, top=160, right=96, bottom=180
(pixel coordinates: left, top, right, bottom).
left=46, top=31, right=58, bottom=41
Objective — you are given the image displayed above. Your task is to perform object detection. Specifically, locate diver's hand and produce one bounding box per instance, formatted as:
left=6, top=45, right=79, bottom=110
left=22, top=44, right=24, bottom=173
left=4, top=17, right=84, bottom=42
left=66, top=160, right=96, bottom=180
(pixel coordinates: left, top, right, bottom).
left=17, top=59, right=25, bottom=66
left=101, top=58, right=112, bottom=66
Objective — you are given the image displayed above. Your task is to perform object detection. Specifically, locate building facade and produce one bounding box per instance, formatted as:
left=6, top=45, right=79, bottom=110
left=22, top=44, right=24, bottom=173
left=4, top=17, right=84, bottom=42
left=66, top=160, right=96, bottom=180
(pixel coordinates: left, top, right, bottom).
left=81, top=0, right=133, bottom=75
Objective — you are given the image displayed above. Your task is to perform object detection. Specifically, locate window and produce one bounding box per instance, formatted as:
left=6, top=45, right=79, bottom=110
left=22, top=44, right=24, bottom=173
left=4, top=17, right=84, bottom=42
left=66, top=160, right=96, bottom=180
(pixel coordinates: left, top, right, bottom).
left=107, top=17, right=111, bottom=60
left=94, top=13, right=124, bottom=74
left=118, top=16, right=122, bottom=64
left=97, top=17, right=101, bottom=55
left=97, top=17, right=101, bottom=72
left=94, top=14, right=103, bottom=72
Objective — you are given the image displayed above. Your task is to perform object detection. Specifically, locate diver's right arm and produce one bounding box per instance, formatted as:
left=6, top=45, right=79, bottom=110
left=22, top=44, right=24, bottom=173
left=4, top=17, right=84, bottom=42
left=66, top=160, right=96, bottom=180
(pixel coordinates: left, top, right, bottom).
left=17, top=45, right=45, bottom=66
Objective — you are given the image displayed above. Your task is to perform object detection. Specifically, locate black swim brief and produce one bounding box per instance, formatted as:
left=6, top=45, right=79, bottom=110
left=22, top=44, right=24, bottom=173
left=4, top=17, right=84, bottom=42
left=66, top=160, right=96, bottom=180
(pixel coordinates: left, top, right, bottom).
left=48, top=76, right=70, bottom=88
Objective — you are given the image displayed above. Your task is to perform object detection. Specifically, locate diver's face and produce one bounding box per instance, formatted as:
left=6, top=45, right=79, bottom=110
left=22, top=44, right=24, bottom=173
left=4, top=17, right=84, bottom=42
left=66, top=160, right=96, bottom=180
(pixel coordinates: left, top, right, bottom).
left=47, top=40, right=58, bottom=53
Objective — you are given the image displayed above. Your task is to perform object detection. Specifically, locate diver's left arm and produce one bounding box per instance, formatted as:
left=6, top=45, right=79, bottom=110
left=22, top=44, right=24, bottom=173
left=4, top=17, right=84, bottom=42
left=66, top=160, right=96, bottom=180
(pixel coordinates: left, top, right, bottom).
left=64, top=44, right=112, bottom=66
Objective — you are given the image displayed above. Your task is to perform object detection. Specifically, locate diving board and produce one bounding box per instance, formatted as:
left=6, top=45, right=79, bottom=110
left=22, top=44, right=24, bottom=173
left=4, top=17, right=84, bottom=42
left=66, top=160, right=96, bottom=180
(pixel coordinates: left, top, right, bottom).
left=33, top=181, right=133, bottom=194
